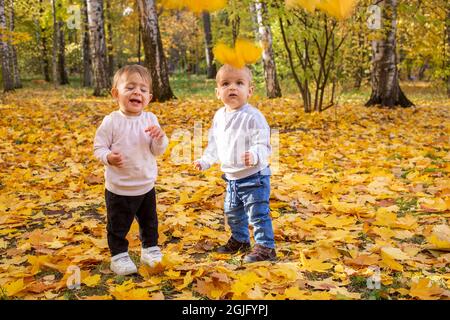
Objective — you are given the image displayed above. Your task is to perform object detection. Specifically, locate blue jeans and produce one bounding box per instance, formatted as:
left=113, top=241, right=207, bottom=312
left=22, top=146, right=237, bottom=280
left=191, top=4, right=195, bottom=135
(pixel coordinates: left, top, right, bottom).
left=223, top=168, right=275, bottom=249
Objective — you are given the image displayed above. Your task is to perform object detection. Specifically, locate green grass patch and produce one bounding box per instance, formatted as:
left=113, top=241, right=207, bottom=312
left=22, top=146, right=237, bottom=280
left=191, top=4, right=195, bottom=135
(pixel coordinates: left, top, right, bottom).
left=395, top=197, right=418, bottom=216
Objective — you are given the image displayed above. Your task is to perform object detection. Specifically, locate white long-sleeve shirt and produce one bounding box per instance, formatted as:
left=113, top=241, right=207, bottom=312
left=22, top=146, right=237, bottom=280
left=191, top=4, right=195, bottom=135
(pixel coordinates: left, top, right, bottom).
left=197, top=104, right=271, bottom=180
left=93, top=110, right=168, bottom=196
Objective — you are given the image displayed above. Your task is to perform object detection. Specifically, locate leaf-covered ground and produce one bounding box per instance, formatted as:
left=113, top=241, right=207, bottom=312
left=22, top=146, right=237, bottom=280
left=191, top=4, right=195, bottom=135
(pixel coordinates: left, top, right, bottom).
left=0, top=83, right=449, bottom=300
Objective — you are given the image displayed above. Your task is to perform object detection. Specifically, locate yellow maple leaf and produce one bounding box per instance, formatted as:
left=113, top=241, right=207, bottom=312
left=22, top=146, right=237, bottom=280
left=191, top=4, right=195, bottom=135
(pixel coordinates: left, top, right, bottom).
left=374, top=208, right=397, bottom=227
left=213, top=39, right=262, bottom=68
left=0, top=238, right=8, bottom=249
left=426, top=225, right=450, bottom=250
left=305, top=291, right=334, bottom=300
left=419, top=197, right=448, bottom=212
left=230, top=271, right=262, bottom=296
left=112, top=279, right=135, bottom=292
left=235, top=38, right=263, bottom=66
left=165, top=269, right=181, bottom=279
left=82, top=274, right=101, bottom=287
left=380, top=250, right=404, bottom=272
left=4, top=278, right=27, bottom=297
left=270, top=263, right=300, bottom=281
left=283, top=286, right=308, bottom=299
left=160, top=0, right=185, bottom=10
left=112, top=288, right=151, bottom=300
left=409, top=278, right=444, bottom=300
left=27, top=255, right=52, bottom=275
left=311, top=214, right=356, bottom=229
left=213, top=43, right=241, bottom=68
left=161, top=252, right=185, bottom=268
left=394, top=215, right=418, bottom=230
left=316, top=0, right=357, bottom=20
left=300, top=252, right=333, bottom=272
left=162, top=0, right=226, bottom=13
left=285, top=0, right=320, bottom=13
left=331, top=196, right=367, bottom=215
left=82, top=295, right=112, bottom=300
left=186, top=0, right=227, bottom=13
left=176, top=271, right=194, bottom=291
left=380, top=247, right=410, bottom=261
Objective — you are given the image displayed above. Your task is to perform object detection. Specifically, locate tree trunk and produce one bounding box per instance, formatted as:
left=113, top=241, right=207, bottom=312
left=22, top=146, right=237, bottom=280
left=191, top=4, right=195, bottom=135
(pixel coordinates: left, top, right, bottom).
left=35, top=20, right=51, bottom=82
left=8, top=0, right=21, bottom=88
left=57, top=21, right=69, bottom=84
left=36, top=0, right=51, bottom=82
left=417, top=59, right=429, bottom=81
left=138, top=21, right=142, bottom=64
left=137, top=0, right=175, bottom=101
left=232, top=14, right=240, bottom=43
left=105, top=0, right=114, bottom=78
left=365, top=0, right=413, bottom=108
left=51, top=0, right=58, bottom=86
left=86, top=0, right=110, bottom=96
left=202, top=11, right=216, bottom=79
left=353, top=15, right=364, bottom=89
left=82, top=0, right=92, bottom=86
left=0, top=0, right=13, bottom=91
left=279, top=17, right=311, bottom=112
left=254, top=0, right=281, bottom=98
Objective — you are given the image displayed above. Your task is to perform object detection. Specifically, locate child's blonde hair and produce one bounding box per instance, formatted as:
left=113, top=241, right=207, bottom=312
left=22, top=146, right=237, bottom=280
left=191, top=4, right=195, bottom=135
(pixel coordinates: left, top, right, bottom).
left=216, top=64, right=253, bottom=84
left=112, top=65, right=153, bottom=90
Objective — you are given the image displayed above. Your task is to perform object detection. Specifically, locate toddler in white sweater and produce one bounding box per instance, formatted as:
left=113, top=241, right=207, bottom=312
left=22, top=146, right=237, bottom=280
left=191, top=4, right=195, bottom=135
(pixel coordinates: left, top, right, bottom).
left=94, top=65, right=168, bottom=275
left=194, top=64, right=276, bottom=263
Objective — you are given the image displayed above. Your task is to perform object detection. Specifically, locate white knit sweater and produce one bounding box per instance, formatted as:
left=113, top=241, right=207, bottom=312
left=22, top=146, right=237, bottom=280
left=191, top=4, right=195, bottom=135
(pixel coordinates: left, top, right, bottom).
left=94, top=110, right=168, bottom=196
left=197, top=104, right=271, bottom=180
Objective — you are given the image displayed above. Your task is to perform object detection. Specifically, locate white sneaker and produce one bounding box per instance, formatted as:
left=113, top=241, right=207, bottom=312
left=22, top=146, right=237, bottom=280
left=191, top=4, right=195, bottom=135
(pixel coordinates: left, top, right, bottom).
left=140, top=246, right=163, bottom=267
left=110, top=252, right=137, bottom=276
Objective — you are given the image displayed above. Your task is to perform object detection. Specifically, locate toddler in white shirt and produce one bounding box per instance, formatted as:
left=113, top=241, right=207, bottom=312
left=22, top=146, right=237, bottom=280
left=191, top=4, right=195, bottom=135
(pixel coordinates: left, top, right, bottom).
left=194, top=64, right=276, bottom=263
left=94, top=65, right=168, bottom=275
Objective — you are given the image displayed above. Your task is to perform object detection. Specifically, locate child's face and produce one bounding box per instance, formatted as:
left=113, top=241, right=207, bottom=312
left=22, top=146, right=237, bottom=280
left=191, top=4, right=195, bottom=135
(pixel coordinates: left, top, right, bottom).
left=112, top=73, right=152, bottom=116
left=215, top=68, right=253, bottom=110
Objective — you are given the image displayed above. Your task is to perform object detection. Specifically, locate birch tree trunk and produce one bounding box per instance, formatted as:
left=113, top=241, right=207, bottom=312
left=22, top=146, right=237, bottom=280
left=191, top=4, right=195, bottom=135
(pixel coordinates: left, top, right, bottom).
left=137, top=0, right=175, bottom=101
left=0, top=0, right=13, bottom=91
left=254, top=0, right=281, bottom=98
left=9, top=0, right=21, bottom=88
left=82, top=0, right=92, bottom=86
left=202, top=11, right=216, bottom=79
left=86, top=0, right=110, bottom=96
left=57, top=21, right=69, bottom=84
left=365, top=0, right=413, bottom=108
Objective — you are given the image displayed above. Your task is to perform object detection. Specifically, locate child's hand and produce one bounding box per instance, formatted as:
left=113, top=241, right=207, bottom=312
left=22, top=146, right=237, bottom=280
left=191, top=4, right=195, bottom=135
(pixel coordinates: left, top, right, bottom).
left=193, top=160, right=203, bottom=171
left=145, top=125, right=165, bottom=141
left=241, top=152, right=255, bottom=167
left=107, top=152, right=124, bottom=168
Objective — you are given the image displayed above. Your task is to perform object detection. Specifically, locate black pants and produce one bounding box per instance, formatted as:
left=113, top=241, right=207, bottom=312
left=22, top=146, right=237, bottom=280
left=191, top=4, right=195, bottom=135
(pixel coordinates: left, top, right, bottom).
left=105, top=188, right=158, bottom=256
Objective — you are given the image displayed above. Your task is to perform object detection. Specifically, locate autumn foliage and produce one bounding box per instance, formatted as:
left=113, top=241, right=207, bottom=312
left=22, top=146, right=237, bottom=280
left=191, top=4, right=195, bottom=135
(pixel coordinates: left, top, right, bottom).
left=0, top=85, right=449, bottom=300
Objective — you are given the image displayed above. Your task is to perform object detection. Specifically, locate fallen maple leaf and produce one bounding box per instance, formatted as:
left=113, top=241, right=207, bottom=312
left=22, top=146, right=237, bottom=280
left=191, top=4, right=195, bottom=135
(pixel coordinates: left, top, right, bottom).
left=82, top=274, right=101, bottom=287
left=409, top=278, right=445, bottom=300
left=3, top=278, right=27, bottom=297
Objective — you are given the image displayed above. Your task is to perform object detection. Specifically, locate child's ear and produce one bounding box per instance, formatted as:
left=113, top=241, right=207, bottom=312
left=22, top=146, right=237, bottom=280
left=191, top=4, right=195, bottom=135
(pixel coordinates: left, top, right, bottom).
left=111, top=88, right=118, bottom=100
left=248, top=85, right=254, bottom=97
left=148, top=93, right=153, bottom=103
left=215, top=87, right=220, bottom=99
